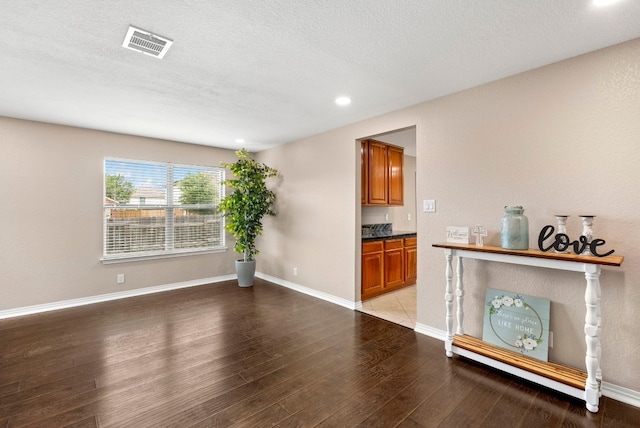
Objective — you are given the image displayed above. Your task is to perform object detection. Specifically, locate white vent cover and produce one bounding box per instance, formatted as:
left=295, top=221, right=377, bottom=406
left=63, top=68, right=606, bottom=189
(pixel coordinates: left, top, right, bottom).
left=122, top=25, right=173, bottom=59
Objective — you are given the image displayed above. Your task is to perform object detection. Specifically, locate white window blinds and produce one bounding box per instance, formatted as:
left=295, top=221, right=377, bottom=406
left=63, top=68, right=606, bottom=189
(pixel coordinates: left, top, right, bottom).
left=103, top=158, right=225, bottom=261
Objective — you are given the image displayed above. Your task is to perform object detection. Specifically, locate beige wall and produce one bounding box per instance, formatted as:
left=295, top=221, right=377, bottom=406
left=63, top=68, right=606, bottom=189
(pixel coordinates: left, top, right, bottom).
left=414, top=38, right=640, bottom=391
left=257, top=38, right=640, bottom=391
left=255, top=110, right=416, bottom=301
left=254, top=135, right=358, bottom=300
left=0, top=118, right=240, bottom=309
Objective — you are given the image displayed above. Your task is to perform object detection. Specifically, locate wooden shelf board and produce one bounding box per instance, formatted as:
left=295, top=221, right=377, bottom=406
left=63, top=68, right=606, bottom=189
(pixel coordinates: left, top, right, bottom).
left=432, top=243, right=623, bottom=267
left=453, top=334, right=587, bottom=390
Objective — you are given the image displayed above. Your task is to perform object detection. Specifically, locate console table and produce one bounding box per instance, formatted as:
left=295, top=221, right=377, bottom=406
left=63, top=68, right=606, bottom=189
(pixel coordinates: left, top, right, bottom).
left=432, top=242, right=624, bottom=413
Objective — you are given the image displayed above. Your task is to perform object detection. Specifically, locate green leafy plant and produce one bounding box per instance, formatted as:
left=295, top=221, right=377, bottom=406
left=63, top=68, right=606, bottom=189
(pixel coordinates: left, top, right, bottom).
left=218, top=149, right=279, bottom=262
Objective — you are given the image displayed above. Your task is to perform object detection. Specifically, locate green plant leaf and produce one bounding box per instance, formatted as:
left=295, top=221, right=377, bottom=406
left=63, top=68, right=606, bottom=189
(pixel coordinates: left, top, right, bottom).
left=218, top=149, right=279, bottom=261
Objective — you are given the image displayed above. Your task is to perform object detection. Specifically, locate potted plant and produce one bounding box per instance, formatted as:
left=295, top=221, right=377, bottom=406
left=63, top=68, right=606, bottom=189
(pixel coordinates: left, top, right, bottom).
left=219, top=149, right=279, bottom=287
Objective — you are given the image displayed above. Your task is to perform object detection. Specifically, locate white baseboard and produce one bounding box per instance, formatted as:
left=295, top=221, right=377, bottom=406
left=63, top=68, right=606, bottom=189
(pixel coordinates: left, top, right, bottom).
left=414, top=322, right=447, bottom=341
left=413, top=325, right=640, bottom=409
left=255, top=272, right=358, bottom=310
left=0, top=275, right=236, bottom=320
left=601, top=382, right=640, bottom=409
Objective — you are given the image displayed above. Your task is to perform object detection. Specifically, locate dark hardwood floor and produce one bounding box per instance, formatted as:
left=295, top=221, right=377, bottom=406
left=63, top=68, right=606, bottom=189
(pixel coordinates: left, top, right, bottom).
left=1, top=279, right=638, bottom=427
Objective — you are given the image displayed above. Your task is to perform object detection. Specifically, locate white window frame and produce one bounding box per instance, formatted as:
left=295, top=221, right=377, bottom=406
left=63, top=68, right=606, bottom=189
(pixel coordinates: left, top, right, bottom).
left=102, top=158, right=226, bottom=264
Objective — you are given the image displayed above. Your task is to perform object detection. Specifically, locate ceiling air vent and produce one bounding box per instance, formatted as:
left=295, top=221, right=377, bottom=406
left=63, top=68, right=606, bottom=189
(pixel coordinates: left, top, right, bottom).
left=122, top=25, right=173, bottom=59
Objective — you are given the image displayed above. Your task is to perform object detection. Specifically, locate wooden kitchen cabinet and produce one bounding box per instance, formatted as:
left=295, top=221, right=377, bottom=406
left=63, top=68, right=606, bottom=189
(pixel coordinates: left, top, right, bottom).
left=361, top=241, right=384, bottom=298
left=361, top=141, right=368, bottom=205
left=362, top=236, right=417, bottom=300
left=387, top=145, right=404, bottom=206
left=384, top=239, right=405, bottom=288
left=361, top=139, right=403, bottom=206
left=404, top=237, right=417, bottom=284
left=365, top=140, right=388, bottom=205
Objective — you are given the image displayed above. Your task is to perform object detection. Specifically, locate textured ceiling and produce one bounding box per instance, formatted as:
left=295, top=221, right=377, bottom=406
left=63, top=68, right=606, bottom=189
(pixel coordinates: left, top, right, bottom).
left=1, top=1, right=639, bottom=152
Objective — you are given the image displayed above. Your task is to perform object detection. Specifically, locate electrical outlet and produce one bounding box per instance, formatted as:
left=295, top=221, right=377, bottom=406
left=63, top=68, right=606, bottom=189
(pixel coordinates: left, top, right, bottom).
left=117, top=274, right=125, bottom=284
left=408, top=213, right=411, bottom=221
left=293, top=267, right=298, bottom=276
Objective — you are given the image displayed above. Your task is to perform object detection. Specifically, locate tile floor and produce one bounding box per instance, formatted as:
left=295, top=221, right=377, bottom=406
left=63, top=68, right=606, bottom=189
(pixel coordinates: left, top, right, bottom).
left=359, top=284, right=417, bottom=329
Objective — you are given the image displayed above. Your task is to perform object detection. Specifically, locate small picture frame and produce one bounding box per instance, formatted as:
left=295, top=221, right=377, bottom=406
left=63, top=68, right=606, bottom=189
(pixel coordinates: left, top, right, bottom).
left=446, top=226, right=470, bottom=244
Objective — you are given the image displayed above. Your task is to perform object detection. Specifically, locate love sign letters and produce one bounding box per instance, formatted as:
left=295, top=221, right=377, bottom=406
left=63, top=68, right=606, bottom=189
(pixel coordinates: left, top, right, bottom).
left=537, top=225, right=615, bottom=257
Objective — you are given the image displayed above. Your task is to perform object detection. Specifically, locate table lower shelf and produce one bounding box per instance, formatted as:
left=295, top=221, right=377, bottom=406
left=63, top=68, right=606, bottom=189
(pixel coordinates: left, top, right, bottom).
left=451, top=335, right=589, bottom=398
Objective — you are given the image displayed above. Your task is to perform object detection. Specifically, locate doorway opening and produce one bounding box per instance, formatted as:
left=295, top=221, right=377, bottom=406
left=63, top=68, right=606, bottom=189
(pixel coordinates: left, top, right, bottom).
left=358, top=126, right=417, bottom=328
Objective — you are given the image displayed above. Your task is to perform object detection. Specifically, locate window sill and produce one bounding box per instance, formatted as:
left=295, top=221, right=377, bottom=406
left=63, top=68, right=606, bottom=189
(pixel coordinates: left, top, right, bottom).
left=101, top=247, right=228, bottom=265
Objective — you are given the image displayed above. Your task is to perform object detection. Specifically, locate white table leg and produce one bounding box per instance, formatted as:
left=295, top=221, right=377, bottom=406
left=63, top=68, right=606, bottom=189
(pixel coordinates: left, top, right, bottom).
left=456, top=257, right=464, bottom=336
left=584, top=264, right=602, bottom=413
left=596, top=273, right=603, bottom=393
left=445, top=249, right=454, bottom=357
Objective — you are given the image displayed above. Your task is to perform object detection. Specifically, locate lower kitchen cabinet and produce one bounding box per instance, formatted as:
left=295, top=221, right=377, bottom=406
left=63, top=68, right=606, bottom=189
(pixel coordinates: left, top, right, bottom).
left=362, top=241, right=384, bottom=297
left=362, top=236, right=417, bottom=300
left=404, top=237, right=417, bottom=284
left=384, top=239, right=405, bottom=288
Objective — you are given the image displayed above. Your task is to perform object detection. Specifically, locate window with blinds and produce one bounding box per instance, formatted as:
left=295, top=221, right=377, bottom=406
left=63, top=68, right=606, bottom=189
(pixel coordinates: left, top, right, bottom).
left=103, top=158, right=225, bottom=262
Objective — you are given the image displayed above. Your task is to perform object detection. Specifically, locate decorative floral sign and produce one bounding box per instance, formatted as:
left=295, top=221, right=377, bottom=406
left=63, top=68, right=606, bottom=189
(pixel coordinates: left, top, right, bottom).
left=482, top=288, right=550, bottom=362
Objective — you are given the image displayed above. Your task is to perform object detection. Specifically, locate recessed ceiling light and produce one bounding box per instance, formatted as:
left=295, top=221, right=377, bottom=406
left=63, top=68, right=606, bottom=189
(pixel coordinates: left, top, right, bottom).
left=335, top=96, right=351, bottom=106
left=593, top=0, right=623, bottom=6
left=235, top=138, right=245, bottom=144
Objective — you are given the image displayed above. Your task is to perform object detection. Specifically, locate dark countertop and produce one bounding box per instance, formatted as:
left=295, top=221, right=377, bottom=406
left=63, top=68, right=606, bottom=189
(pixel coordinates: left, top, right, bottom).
left=362, top=230, right=417, bottom=242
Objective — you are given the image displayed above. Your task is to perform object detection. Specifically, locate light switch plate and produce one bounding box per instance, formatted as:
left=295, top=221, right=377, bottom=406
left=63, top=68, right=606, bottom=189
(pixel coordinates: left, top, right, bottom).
left=423, top=199, right=436, bottom=213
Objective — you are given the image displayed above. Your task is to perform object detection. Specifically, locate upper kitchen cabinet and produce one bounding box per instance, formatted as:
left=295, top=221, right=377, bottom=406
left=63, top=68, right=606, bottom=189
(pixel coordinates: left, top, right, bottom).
left=361, top=140, right=369, bottom=205
left=365, top=140, right=388, bottom=205
left=361, top=139, right=404, bottom=206
left=387, top=145, right=404, bottom=206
